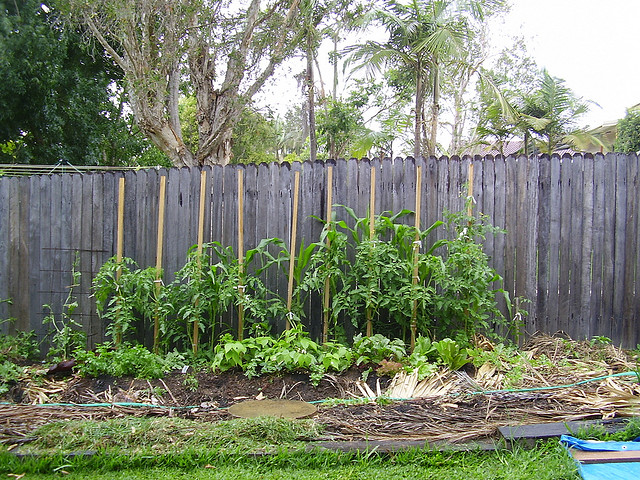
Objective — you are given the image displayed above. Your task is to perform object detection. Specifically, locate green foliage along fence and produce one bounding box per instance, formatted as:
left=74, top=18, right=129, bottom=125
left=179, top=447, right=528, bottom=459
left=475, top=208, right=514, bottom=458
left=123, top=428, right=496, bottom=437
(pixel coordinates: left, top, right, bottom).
left=0, top=154, right=639, bottom=347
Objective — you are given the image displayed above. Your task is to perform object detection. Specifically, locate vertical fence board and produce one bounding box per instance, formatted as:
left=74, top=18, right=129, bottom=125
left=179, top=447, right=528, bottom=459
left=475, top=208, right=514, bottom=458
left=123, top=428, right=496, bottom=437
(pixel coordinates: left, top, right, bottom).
left=89, top=173, right=105, bottom=347
left=0, top=179, right=9, bottom=331
left=492, top=157, right=507, bottom=321
left=535, top=157, right=551, bottom=336
left=26, top=176, right=41, bottom=340
left=580, top=156, right=595, bottom=340
left=622, top=153, right=638, bottom=345
left=569, top=155, right=585, bottom=339
left=557, top=156, right=572, bottom=333
left=612, top=154, right=627, bottom=341
left=590, top=155, right=605, bottom=338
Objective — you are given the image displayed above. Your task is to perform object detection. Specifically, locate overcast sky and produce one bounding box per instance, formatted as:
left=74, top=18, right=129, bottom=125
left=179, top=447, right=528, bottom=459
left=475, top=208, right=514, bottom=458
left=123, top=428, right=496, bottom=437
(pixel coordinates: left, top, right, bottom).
left=496, top=0, right=640, bottom=128
left=260, top=0, right=640, bottom=131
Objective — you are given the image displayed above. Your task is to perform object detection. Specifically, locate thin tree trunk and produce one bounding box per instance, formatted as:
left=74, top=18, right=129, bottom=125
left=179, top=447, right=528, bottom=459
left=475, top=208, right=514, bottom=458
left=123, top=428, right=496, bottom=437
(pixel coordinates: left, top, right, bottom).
left=414, top=68, right=423, bottom=160
left=428, top=63, right=440, bottom=157
left=307, top=33, right=317, bottom=162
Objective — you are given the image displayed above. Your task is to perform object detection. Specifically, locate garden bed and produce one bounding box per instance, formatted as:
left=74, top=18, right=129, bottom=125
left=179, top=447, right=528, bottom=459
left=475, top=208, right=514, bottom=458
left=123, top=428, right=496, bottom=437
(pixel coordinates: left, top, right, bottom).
left=2, top=334, right=639, bottom=449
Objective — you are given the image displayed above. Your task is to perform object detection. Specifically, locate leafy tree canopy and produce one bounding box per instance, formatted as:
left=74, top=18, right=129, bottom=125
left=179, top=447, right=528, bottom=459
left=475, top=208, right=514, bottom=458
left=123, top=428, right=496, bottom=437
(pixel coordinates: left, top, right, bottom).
left=615, top=109, right=640, bottom=154
left=0, top=0, right=160, bottom=165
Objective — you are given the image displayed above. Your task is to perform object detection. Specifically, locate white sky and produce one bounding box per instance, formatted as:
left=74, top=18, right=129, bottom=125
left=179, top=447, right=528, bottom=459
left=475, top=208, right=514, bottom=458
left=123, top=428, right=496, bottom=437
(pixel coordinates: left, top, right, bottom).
left=494, top=0, right=640, bottom=128
left=259, top=0, right=640, bottom=131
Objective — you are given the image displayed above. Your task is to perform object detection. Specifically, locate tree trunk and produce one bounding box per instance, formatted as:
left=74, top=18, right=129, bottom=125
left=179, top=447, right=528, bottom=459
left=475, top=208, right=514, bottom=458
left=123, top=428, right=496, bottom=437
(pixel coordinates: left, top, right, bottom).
left=428, top=63, right=440, bottom=157
left=307, top=33, right=317, bottom=162
left=414, top=68, right=424, bottom=160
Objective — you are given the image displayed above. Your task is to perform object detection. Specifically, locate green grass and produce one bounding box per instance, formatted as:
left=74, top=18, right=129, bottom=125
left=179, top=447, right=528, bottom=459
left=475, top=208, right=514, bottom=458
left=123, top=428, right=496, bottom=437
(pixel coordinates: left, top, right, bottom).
left=1, top=441, right=579, bottom=479
left=0, top=416, right=580, bottom=479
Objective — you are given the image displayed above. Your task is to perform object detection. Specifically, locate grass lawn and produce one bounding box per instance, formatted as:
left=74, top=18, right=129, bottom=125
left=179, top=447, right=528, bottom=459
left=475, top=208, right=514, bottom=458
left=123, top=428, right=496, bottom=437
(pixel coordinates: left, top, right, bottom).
left=2, top=441, right=579, bottom=479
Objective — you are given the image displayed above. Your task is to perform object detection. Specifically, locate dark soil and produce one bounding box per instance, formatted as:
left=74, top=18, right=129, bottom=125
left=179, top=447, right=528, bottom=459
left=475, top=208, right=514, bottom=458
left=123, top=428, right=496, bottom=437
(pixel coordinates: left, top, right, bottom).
left=10, top=366, right=392, bottom=409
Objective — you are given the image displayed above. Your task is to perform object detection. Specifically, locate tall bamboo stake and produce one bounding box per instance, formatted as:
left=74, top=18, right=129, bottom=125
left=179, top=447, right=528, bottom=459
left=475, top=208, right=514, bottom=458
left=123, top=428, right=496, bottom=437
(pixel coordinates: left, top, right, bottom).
left=286, top=170, right=301, bottom=330
left=366, top=166, right=376, bottom=337
left=115, top=177, right=125, bottom=346
left=410, top=165, right=423, bottom=351
left=237, top=169, right=245, bottom=340
left=468, top=162, right=475, bottom=217
left=153, top=175, right=167, bottom=354
left=322, top=165, right=334, bottom=344
left=192, top=170, right=207, bottom=354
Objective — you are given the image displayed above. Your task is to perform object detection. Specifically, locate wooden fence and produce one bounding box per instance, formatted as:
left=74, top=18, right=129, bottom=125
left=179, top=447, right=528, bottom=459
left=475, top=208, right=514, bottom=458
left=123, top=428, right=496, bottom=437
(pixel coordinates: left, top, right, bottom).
left=0, top=154, right=638, bottom=347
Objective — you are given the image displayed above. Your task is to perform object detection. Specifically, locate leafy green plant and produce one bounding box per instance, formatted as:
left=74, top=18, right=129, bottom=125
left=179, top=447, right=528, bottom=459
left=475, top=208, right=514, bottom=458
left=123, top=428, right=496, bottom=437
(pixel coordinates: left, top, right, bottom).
left=430, top=202, right=512, bottom=340
left=0, top=326, right=40, bottom=363
left=43, top=253, right=86, bottom=360
left=352, top=333, right=406, bottom=365
left=0, top=360, right=23, bottom=395
left=74, top=343, right=184, bottom=379
left=211, top=326, right=352, bottom=386
left=434, top=338, right=470, bottom=371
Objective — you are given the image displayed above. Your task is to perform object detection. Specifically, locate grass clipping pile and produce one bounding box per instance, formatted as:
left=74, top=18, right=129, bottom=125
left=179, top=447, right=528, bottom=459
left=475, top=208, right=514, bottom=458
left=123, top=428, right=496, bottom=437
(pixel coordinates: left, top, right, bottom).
left=2, top=333, right=639, bottom=446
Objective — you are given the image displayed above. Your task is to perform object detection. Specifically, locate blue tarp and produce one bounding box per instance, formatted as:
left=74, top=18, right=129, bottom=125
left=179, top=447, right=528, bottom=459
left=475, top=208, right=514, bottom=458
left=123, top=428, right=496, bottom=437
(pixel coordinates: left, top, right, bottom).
left=561, top=435, right=640, bottom=480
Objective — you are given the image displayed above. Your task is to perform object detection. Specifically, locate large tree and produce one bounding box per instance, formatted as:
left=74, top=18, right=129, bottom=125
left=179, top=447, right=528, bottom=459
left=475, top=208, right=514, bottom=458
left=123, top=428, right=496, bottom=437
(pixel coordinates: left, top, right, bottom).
left=345, top=0, right=505, bottom=159
left=0, top=0, right=151, bottom=165
left=60, top=0, right=304, bottom=166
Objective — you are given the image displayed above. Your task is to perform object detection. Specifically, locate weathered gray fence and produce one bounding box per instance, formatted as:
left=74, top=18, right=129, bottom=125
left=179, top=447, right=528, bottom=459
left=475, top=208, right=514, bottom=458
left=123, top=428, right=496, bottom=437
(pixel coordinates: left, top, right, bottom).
left=0, top=154, right=638, bottom=347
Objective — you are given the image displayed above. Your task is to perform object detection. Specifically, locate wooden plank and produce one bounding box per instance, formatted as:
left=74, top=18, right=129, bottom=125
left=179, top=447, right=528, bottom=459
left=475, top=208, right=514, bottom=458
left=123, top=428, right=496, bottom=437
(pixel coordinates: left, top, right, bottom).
left=78, top=173, right=94, bottom=338
left=622, top=153, right=638, bottom=347
left=580, top=155, right=595, bottom=340
left=571, top=450, right=640, bottom=464
left=58, top=174, right=73, bottom=322
left=536, top=156, right=551, bottom=336
left=612, top=153, right=627, bottom=341
left=503, top=156, right=518, bottom=318
left=89, top=173, right=105, bottom=347
left=26, top=176, right=41, bottom=339
left=590, top=154, right=606, bottom=339
left=569, top=155, right=585, bottom=339
left=600, top=154, right=617, bottom=340
left=424, top=156, right=439, bottom=248
left=547, top=156, right=562, bottom=334
left=514, top=156, right=530, bottom=308
left=37, top=175, right=53, bottom=341
left=557, top=155, right=572, bottom=334
left=164, top=169, right=182, bottom=284
left=492, top=157, right=507, bottom=321
left=0, top=178, right=9, bottom=331
left=635, top=154, right=640, bottom=347
left=123, top=171, right=137, bottom=263
left=243, top=164, right=258, bottom=254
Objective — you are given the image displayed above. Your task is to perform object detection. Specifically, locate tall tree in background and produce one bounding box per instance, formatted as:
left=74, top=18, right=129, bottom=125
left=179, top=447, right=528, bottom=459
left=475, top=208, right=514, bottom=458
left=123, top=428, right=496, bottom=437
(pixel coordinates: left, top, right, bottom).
left=60, top=0, right=304, bottom=166
left=0, top=0, right=154, bottom=165
left=346, top=0, right=505, bottom=158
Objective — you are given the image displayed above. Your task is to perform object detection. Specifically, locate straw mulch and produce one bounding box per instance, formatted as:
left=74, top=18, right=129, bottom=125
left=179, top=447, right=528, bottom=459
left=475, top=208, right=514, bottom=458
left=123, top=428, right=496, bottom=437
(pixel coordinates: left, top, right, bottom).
left=318, top=333, right=640, bottom=442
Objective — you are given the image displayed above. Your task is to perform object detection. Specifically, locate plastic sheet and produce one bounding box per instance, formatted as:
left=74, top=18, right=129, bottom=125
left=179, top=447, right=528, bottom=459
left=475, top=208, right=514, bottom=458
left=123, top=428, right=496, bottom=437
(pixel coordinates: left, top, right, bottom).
left=561, top=435, right=640, bottom=480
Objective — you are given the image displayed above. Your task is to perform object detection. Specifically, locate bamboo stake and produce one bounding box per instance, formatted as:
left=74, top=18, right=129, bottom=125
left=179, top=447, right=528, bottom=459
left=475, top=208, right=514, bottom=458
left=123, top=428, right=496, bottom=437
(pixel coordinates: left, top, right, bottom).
left=366, top=166, right=376, bottom=337
left=115, top=176, right=125, bottom=346
left=153, top=176, right=167, bottom=354
left=410, top=165, right=423, bottom=351
left=322, top=165, right=334, bottom=344
left=286, top=170, right=301, bottom=330
left=467, top=162, right=474, bottom=217
left=192, top=170, right=207, bottom=355
left=237, top=169, right=245, bottom=341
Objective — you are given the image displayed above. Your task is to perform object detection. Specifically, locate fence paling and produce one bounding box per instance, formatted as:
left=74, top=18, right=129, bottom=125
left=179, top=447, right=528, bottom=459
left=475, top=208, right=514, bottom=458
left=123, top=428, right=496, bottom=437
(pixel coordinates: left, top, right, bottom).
left=1, top=155, right=639, bottom=349
left=153, top=175, right=166, bottom=354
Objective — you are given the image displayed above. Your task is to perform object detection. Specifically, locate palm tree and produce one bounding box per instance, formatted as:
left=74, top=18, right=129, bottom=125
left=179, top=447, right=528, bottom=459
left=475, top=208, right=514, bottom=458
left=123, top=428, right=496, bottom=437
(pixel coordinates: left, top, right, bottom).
left=520, top=70, right=601, bottom=155
left=345, top=0, right=504, bottom=158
